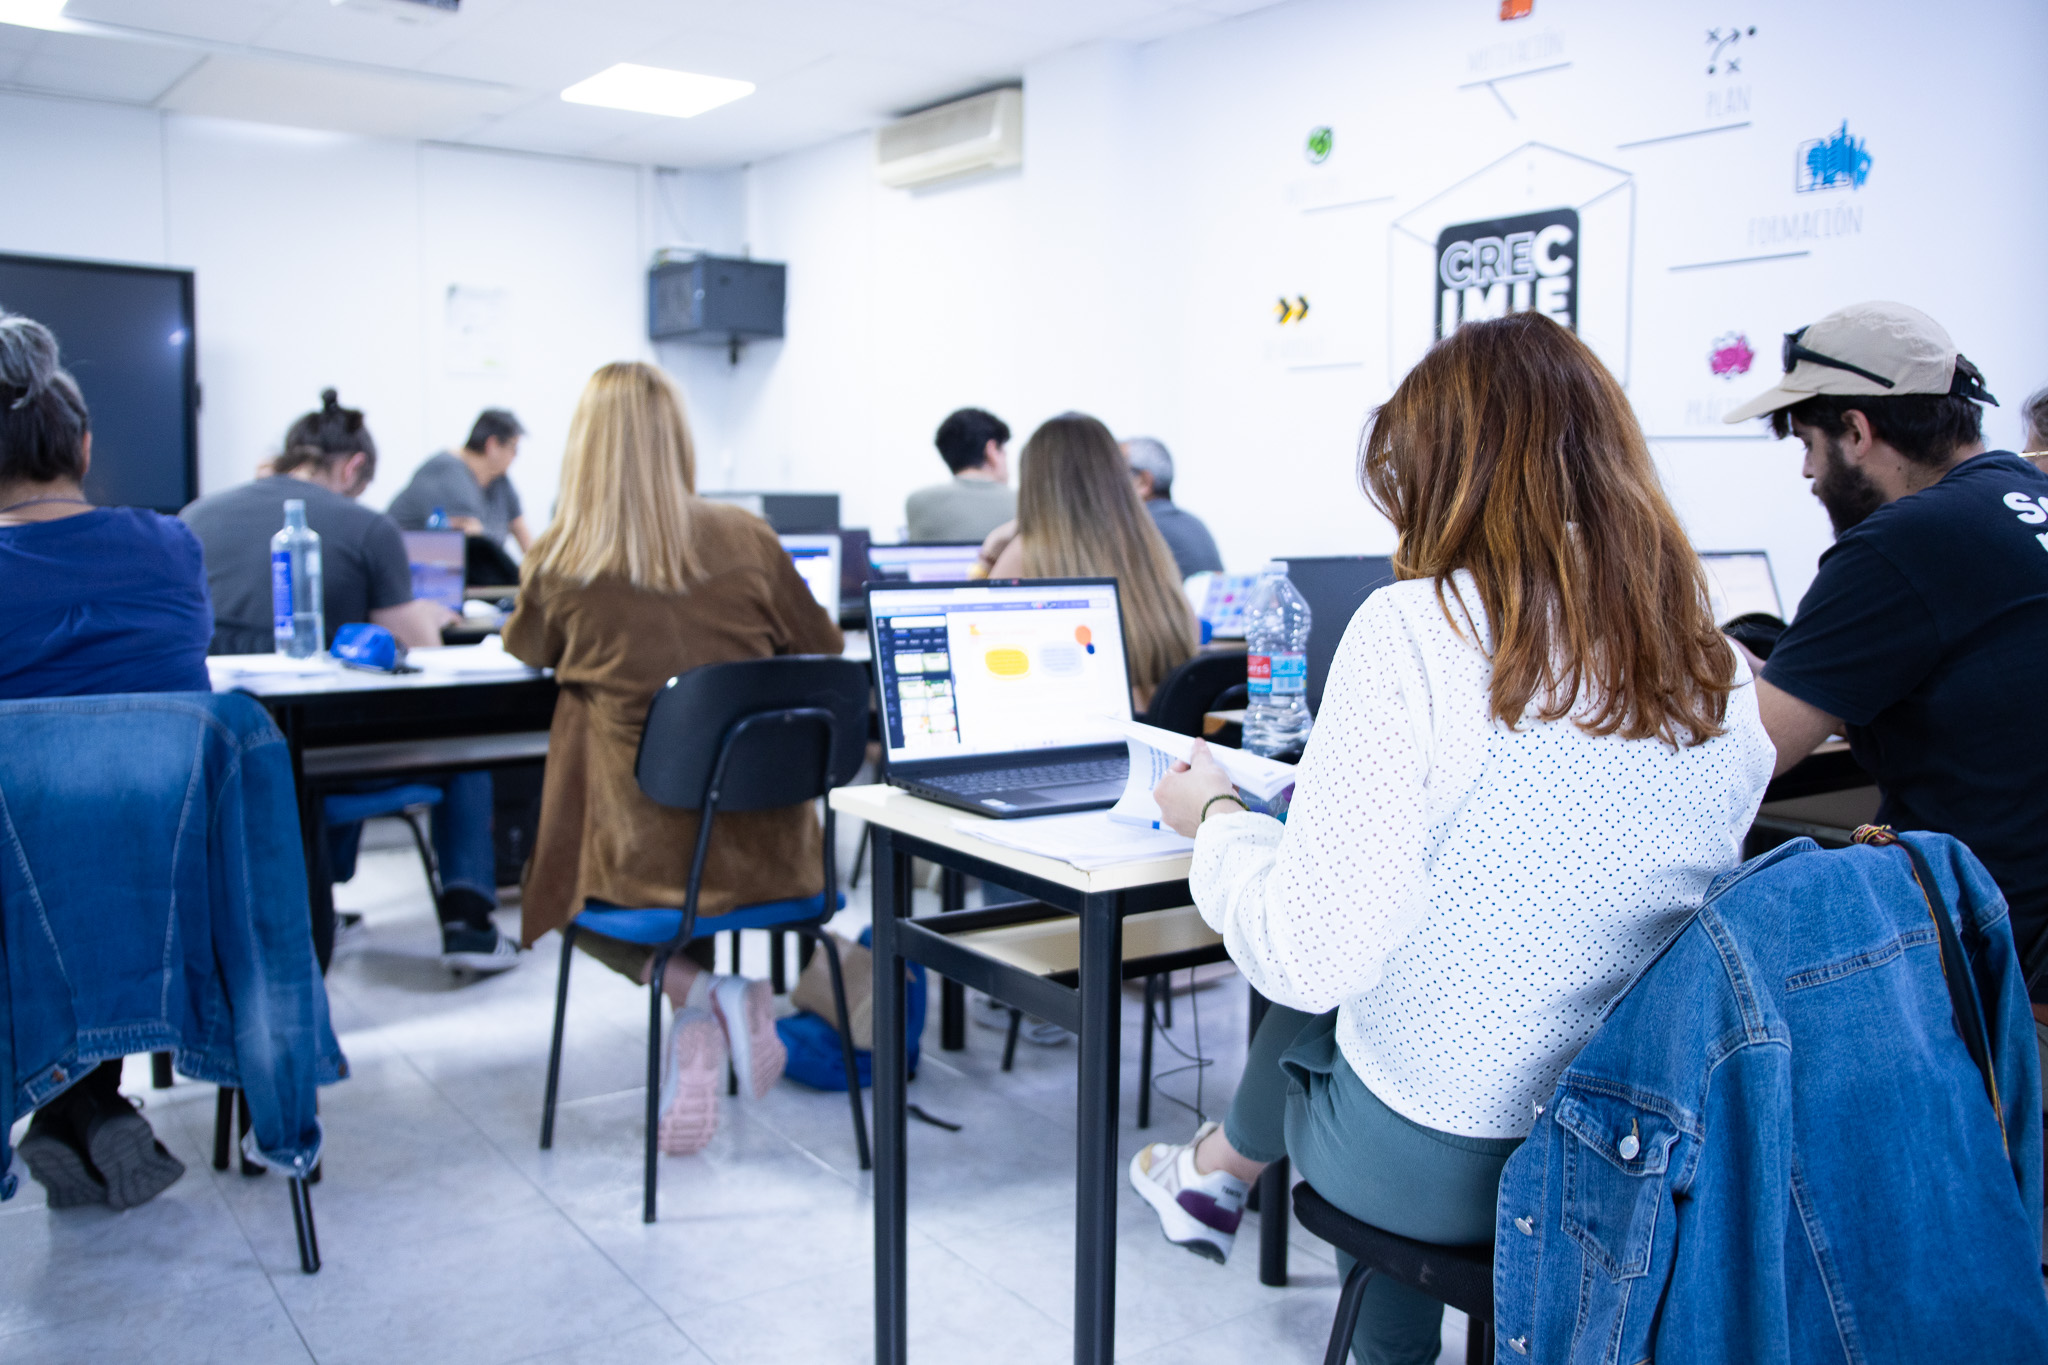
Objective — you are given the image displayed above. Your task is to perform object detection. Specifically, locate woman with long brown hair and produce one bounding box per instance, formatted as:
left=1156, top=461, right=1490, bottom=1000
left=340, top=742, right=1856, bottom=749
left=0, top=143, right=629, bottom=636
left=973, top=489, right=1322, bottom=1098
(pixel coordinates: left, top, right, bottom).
left=979, top=411, right=1197, bottom=710
left=1133, top=314, right=1774, bottom=1365
left=504, top=361, right=844, bottom=1155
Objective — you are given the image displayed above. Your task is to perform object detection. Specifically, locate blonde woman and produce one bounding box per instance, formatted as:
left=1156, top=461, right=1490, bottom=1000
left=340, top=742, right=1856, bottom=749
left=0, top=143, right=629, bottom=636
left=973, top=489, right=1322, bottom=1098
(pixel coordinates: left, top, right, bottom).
left=980, top=412, right=1199, bottom=710
left=503, top=362, right=843, bottom=1154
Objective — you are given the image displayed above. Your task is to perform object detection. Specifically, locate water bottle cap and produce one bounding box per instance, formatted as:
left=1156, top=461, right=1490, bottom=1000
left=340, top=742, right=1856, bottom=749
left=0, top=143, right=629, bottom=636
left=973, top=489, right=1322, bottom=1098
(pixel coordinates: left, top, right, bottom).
left=1260, top=560, right=1287, bottom=578
left=283, top=499, right=306, bottom=527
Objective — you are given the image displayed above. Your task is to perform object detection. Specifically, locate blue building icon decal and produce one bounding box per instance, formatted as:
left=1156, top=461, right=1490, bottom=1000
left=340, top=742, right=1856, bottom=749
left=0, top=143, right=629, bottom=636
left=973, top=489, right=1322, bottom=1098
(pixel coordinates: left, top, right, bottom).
left=1796, top=121, right=1872, bottom=192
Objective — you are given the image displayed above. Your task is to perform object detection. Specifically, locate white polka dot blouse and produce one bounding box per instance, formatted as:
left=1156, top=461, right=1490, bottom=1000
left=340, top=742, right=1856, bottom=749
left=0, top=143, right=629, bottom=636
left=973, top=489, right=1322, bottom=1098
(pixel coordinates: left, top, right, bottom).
left=1191, top=572, right=1776, bottom=1138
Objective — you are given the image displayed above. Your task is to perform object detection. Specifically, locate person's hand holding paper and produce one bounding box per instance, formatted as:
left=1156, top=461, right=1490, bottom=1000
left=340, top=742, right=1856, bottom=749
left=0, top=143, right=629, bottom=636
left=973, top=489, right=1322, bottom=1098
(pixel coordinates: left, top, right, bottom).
left=1106, top=718, right=1296, bottom=837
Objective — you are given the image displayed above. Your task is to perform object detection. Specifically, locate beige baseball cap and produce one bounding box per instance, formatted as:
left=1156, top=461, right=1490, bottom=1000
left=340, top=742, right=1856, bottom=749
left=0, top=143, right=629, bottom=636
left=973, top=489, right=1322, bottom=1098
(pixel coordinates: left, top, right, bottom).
left=1723, top=301, right=1976, bottom=424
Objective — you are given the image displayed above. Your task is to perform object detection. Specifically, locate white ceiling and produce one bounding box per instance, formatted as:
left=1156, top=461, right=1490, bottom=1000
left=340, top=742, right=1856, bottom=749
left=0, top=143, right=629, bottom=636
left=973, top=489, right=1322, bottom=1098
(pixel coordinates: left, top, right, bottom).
left=2, top=0, right=1284, bottom=168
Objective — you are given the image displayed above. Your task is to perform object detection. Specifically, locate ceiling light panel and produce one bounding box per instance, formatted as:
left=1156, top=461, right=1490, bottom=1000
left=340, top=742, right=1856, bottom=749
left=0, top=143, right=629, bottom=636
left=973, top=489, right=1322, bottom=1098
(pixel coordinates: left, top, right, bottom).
left=560, top=62, right=753, bottom=119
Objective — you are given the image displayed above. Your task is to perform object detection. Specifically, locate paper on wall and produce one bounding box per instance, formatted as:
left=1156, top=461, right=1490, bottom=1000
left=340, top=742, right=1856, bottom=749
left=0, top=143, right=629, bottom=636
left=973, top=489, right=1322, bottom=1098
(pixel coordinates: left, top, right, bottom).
left=1103, top=718, right=1296, bottom=829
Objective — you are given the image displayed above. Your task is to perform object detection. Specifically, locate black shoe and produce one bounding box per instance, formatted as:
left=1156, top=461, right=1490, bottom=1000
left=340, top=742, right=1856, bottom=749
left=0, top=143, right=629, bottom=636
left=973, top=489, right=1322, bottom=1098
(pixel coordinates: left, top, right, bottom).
left=75, top=1089, right=185, bottom=1212
left=17, top=1109, right=107, bottom=1209
left=442, top=922, right=520, bottom=975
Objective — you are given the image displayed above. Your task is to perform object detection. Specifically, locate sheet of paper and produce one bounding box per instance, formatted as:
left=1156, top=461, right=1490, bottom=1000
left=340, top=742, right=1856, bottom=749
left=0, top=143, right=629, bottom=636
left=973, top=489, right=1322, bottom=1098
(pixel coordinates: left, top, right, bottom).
left=406, top=639, right=534, bottom=676
left=206, top=654, right=337, bottom=678
left=951, top=812, right=1193, bottom=869
left=1105, top=718, right=1298, bottom=801
left=1109, top=737, right=1177, bottom=828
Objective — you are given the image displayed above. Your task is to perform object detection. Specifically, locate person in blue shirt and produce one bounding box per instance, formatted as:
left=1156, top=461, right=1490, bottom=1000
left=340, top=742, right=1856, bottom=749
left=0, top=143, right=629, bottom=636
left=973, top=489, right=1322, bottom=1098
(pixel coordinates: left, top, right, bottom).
left=0, top=311, right=203, bottom=1212
left=1723, top=302, right=2048, bottom=1020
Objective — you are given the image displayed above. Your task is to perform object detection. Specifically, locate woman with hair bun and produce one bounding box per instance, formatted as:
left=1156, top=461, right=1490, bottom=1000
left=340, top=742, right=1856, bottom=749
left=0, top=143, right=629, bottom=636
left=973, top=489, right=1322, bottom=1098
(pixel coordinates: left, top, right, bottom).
left=0, top=309, right=211, bottom=1211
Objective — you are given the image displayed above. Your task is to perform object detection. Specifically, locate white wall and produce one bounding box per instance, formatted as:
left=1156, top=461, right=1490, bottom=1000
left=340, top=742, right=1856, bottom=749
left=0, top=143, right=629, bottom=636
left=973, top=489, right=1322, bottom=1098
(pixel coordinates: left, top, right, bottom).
left=727, top=0, right=2048, bottom=608
left=0, top=90, right=651, bottom=525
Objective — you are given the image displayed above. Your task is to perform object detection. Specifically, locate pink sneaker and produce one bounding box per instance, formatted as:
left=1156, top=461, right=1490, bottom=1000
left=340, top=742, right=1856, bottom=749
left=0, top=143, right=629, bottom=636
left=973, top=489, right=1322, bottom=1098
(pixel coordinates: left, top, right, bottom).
left=657, top=1008, right=724, bottom=1155
left=711, top=975, right=787, bottom=1099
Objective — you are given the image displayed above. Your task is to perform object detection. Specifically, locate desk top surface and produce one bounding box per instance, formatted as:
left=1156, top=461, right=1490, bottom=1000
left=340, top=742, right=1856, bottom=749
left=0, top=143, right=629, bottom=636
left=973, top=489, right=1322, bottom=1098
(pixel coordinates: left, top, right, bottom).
left=830, top=784, right=1193, bottom=894
left=208, top=652, right=546, bottom=700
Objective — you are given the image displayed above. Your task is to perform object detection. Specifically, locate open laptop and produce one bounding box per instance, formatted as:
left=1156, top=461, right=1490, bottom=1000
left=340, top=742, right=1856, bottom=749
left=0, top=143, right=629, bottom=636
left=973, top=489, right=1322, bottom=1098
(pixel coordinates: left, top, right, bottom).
left=402, top=529, right=467, bottom=614
left=1280, top=555, right=1396, bottom=715
left=1699, top=551, right=1784, bottom=624
left=867, top=541, right=984, bottom=584
left=866, top=578, right=1133, bottom=817
left=779, top=533, right=842, bottom=614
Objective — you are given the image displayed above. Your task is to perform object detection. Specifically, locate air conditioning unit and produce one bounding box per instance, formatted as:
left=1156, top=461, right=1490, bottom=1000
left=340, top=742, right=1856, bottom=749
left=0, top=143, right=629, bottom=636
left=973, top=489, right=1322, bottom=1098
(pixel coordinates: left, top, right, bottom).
left=875, top=87, right=1022, bottom=189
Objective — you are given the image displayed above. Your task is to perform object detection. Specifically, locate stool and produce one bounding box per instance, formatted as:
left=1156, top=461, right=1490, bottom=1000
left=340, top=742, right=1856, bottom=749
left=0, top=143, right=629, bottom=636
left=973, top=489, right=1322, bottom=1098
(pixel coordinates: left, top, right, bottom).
left=1291, top=1181, right=1494, bottom=1365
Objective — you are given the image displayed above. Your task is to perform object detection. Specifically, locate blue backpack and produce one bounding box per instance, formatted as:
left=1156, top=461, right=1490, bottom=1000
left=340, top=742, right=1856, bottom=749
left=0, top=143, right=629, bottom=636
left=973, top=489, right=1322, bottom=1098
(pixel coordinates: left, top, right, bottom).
left=775, top=926, right=927, bottom=1090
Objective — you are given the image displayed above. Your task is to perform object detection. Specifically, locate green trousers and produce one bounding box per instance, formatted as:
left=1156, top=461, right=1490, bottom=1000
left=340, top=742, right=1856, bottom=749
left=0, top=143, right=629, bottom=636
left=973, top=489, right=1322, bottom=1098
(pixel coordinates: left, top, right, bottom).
left=1224, top=1006, right=1521, bottom=1365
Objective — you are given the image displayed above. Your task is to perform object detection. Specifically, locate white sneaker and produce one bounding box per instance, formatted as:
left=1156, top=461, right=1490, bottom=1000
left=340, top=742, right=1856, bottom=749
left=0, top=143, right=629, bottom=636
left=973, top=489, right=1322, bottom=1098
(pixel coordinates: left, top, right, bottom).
left=710, top=975, right=787, bottom=1099
left=657, top=1008, right=724, bottom=1155
left=1129, top=1120, right=1249, bottom=1264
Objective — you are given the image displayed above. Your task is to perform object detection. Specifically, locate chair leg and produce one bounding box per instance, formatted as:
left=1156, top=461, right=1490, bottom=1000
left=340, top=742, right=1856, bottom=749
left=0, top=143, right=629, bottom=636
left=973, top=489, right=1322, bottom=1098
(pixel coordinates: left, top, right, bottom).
left=1324, top=1261, right=1375, bottom=1365
left=1259, top=1157, right=1291, bottom=1286
left=1138, top=975, right=1157, bottom=1130
left=213, top=1088, right=235, bottom=1171
left=151, top=1052, right=174, bottom=1089
left=1001, top=1008, right=1022, bottom=1071
left=540, top=924, right=577, bottom=1151
left=644, top=950, right=670, bottom=1224
left=812, top=930, right=872, bottom=1171
left=848, top=819, right=869, bottom=888
left=1162, top=974, right=1173, bottom=1029
left=399, top=809, right=442, bottom=902
left=289, top=1176, right=322, bottom=1274
left=770, top=930, right=788, bottom=994
left=1466, top=1317, right=1494, bottom=1365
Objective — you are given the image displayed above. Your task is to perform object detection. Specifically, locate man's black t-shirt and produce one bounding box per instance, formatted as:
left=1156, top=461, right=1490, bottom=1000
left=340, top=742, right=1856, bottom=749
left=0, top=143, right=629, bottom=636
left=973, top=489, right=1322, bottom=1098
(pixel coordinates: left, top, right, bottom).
left=1765, top=452, right=2048, bottom=986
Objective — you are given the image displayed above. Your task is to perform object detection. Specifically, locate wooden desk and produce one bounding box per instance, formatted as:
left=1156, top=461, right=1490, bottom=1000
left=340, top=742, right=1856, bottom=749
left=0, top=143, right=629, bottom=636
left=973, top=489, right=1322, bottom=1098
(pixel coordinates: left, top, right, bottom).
left=836, top=783, right=1221, bottom=1365
left=210, top=657, right=557, bottom=967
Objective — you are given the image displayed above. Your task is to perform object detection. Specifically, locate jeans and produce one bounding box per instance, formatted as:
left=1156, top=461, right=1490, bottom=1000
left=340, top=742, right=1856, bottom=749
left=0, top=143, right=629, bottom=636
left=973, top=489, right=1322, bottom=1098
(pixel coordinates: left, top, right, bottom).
left=1226, top=1006, right=1519, bottom=1365
left=326, top=770, right=498, bottom=916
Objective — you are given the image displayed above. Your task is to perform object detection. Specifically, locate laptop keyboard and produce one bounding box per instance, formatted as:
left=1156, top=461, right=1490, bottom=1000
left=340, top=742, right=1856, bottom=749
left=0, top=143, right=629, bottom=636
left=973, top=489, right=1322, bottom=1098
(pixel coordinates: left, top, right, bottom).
left=920, top=758, right=1127, bottom=795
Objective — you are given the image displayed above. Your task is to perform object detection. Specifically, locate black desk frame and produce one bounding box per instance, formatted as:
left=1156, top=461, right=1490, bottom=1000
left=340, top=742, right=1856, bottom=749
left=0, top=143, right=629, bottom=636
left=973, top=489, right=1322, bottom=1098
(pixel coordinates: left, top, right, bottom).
left=241, top=676, right=558, bottom=967
left=870, top=824, right=1205, bottom=1365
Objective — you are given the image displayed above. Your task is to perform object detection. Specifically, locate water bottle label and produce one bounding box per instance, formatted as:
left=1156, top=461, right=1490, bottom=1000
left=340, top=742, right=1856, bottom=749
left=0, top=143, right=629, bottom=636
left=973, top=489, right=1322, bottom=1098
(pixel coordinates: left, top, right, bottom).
left=272, top=549, right=293, bottom=639
left=1247, top=653, right=1271, bottom=697
left=1268, top=652, right=1307, bottom=696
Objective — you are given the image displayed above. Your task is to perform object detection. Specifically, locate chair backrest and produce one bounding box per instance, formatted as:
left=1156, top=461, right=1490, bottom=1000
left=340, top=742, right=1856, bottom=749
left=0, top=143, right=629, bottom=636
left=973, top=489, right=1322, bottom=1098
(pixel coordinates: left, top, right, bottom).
left=635, top=655, right=870, bottom=813
left=1142, top=650, right=1249, bottom=736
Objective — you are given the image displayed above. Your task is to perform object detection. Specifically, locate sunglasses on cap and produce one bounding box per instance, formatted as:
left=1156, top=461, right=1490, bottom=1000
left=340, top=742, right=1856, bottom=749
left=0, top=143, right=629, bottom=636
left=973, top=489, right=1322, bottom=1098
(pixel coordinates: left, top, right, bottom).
left=1781, top=327, right=1895, bottom=389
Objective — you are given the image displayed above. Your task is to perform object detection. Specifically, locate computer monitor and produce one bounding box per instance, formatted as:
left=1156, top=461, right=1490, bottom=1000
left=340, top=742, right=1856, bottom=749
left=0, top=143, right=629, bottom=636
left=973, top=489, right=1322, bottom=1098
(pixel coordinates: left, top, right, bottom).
left=1699, top=551, right=1784, bottom=624
left=402, top=529, right=467, bottom=613
left=779, top=533, right=842, bottom=614
left=1279, top=555, right=1397, bottom=715
left=837, top=528, right=872, bottom=607
left=866, top=542, right=984, bottom=584
left=866, top=579, right=1132, bottom=762
left=702, top=491, right=839, bottom=533
left=1199, top=572, right=1264, bottom=639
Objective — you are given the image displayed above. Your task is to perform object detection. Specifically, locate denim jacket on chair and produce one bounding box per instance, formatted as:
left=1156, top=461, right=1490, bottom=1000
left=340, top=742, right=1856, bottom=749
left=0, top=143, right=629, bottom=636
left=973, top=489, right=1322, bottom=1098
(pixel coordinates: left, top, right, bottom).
left=0, top=692, right=347, bottom=1196
left=1492, top=832, right=2048, bottom=1363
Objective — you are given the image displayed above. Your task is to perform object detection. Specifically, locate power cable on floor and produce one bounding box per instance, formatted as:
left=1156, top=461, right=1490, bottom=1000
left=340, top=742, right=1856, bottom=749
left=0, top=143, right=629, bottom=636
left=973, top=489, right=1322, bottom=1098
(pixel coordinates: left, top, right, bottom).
left=1144, top=967, right=1213, bottom=1124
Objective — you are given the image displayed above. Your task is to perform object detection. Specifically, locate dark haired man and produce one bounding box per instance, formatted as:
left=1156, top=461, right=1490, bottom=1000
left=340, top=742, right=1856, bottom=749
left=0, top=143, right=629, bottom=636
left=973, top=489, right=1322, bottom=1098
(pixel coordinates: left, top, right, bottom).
left=389, top=408, right=531, bottom=552
left=1726, top=300, right=2048, bottom=1010
left=906, top=406, right=1014, bottom=543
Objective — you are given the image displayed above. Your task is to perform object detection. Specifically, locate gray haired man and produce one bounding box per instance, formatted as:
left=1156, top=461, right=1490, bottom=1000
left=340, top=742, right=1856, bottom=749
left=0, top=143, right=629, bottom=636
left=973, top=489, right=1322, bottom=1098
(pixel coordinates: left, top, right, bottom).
left=1123, top=436, right=1223, bottom=578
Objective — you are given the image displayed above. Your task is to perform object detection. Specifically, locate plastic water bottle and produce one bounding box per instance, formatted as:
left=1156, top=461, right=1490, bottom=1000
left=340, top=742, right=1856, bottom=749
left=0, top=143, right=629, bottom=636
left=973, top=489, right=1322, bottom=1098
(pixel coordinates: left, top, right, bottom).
left=426, top=505, right=447, bottom=530
left=272, top=499, right=325, bottom=658
left=1242, top=562, right=1313, bottom=760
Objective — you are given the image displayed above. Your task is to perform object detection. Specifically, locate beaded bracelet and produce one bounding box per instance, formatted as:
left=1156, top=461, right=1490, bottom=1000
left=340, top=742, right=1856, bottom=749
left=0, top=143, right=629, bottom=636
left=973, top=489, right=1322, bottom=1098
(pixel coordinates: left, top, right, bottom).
left=1199, top=793, right=1249, bottom=824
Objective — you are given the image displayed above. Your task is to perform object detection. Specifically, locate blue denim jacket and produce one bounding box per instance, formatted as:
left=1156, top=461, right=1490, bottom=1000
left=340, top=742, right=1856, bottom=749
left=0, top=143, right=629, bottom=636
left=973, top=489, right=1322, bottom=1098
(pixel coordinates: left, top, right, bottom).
left=0, top=693, right=347, bottom=1196
left=1493, top=833, right=2047, bottom=1362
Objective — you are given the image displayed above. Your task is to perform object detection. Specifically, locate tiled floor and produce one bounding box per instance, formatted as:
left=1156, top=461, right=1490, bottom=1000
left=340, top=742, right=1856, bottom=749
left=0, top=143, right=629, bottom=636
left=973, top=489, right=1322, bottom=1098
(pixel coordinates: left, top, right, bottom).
left=3, top=820, right=1471, bottom=1364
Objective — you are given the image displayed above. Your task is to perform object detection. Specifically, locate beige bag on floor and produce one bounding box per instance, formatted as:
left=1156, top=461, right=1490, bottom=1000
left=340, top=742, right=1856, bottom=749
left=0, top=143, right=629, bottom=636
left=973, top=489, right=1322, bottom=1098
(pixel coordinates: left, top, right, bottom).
left=789, top=930, right=876, bottom=1050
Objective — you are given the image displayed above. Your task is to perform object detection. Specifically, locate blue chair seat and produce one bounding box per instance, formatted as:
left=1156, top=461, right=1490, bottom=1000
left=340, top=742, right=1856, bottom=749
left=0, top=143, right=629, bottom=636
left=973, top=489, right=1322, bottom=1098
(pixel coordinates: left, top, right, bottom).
left=323, top=784, right=444, bottom=825
left=575, top=891, right=846, bottom=945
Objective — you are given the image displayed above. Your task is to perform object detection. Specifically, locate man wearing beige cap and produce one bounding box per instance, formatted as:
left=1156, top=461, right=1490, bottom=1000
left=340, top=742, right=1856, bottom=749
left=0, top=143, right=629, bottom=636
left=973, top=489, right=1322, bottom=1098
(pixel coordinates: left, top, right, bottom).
left=1726, top=300, right=2048, bottom=1007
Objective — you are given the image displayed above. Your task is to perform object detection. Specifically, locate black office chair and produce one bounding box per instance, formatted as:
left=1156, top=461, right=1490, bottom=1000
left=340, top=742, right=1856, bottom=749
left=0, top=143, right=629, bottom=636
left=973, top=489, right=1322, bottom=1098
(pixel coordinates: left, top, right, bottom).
left=539, top=656, right=872, bottom=1223
left=1292, top=1181, right=1495, bottom=1365
left=1141, top=650, right=1249, bottom=736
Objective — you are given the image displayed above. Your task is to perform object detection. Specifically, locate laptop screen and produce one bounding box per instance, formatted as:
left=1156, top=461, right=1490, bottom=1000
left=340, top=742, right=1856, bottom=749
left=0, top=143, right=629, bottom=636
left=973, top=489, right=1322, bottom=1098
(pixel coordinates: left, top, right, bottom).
left=867, top=542, right=983, bottom=584
left=1699, top=551, right=1783, bottom=623
left=868, top=580, right=1132, bottom=764
left=402, top=529, right=466, bottom=613
left=779, top=533, right=841, bottom=614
